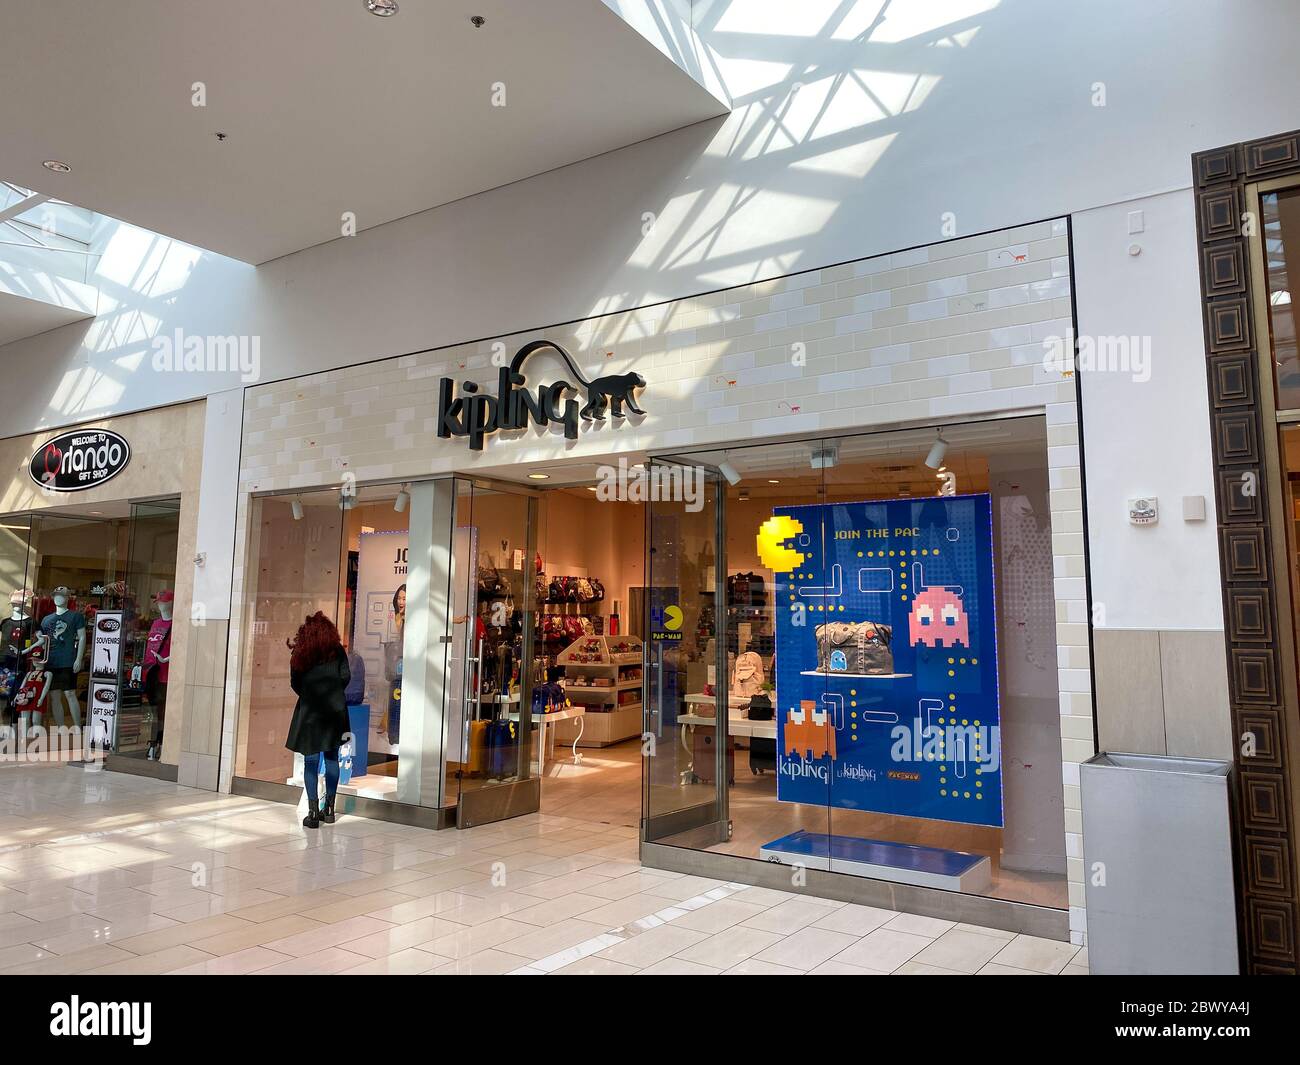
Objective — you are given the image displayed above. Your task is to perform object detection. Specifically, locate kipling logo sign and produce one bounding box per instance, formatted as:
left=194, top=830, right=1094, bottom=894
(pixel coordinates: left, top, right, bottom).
left=29, top=430, right=131, bottom=492
left=437, top=340, right=646, bottom=451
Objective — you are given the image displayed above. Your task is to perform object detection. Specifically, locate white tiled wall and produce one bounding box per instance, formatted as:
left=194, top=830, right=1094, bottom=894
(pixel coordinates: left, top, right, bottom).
left=221, top=217, right=1091, bottom=943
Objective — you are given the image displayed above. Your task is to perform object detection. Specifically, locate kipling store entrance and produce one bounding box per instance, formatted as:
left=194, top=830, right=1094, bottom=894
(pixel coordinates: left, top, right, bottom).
left=230, top=422, right=1073, bottom=936
left=231, top=470, right=647, bottom=834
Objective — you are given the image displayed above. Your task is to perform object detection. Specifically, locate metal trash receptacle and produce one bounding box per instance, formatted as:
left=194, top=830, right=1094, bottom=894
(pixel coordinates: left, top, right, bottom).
left=1080, top=752, right=1237, bottom=975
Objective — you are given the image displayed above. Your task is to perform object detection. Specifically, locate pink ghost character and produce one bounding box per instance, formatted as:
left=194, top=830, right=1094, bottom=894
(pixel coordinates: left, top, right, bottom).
left=909, top=586, right=970, bottom=648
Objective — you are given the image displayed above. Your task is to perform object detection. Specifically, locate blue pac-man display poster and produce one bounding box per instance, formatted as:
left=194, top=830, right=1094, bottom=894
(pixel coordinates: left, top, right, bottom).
left=762, top=493, right=1002, bottom=828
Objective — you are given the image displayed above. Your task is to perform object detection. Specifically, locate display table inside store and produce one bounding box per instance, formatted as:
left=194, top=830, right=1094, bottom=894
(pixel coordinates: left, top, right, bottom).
left=679, top=694, right=778, bottom=739
left=677, top=697, right=778, bottom=785
left=759, top=829, right=993, bottom=893
left=677, top=710, right=777, bottom=739
left=510, top=704, right=585, bottom=774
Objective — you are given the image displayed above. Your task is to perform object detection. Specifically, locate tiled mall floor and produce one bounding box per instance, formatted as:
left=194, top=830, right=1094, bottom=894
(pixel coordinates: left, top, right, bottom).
left=0, top=764, right=1087, bottom=975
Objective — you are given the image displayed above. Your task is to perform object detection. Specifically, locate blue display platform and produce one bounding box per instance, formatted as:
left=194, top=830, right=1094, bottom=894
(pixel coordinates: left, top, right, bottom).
left=759, top=829, right=992, bottom=892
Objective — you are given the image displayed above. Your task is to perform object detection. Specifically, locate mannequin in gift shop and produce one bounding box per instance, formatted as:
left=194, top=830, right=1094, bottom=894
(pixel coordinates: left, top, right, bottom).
left=12, top=639, right=52, bottom=736
left=1, top=591, right=36, bottom=716
left=40, top=586, right=86, bottom=729
left=142, top=590, right=174, bottom=761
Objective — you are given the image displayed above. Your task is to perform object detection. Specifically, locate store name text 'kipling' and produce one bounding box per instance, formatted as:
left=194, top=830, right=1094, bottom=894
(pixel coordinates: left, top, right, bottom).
left=438, top=340, right=646, bottom=450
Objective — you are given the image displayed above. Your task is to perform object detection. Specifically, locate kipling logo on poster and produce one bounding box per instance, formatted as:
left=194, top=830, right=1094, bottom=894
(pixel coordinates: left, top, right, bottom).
left=29, top=430, right=131, bottom=492
left=437, top=340, right=646, bottom=451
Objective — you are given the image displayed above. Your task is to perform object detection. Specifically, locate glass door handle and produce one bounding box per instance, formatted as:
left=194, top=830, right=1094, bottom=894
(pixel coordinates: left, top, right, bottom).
left=461, top=639, right=477, bottom=763
left=471, top=637, right=484, bottom=715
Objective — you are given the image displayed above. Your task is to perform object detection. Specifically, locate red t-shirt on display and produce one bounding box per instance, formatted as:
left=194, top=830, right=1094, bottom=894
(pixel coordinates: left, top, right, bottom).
left=143, top=619, right=172, bottom=684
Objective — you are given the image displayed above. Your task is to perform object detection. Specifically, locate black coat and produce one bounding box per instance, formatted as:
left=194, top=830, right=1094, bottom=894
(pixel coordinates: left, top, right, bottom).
left=285, top=647, right=351, bottom=756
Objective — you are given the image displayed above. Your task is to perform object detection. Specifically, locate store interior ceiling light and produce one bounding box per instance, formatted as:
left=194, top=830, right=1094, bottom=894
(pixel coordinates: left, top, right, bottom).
left=393, top=485, right=409, bottom=512
left=364, top=0, right=399, bottom=16
left=809, top=443, right=838, bottom=470
left=41, top=160, right=70, bottom=173
left=291, top=497, right=304, bottom=521
left=925, top=431, right=949, bottom=470
left=527, top=473, right=550, bottom=480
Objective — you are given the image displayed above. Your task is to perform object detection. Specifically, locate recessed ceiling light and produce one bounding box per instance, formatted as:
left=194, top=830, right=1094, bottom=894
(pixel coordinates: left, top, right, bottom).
left=768, top=479, right=781, bottom=484
left=527, top=473, right=550, bottom=480
left=42, top=160, right=71, bottom=173
left=363, top=0, right=398, bottom=16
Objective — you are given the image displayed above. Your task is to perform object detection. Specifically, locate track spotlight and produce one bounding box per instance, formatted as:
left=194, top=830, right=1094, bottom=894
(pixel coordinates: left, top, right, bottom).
left=394, top=485, right=409, bottom=513
left=924, top=430, right=949, bottom=470
left=717, top=458, right=742, bottom=486
left=291, top=497, right=304, bottom=521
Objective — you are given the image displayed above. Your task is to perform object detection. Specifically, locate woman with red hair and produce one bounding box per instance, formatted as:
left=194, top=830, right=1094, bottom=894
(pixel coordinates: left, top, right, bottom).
left=285, top=612, right=350, bottom=829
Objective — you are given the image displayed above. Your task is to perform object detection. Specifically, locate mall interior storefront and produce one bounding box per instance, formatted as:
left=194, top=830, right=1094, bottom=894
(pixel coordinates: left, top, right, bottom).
left=229, top=414, right=1069, bottom=935
left=1, top=502, right=181, bottom=762
left=0, top=403, right=206, bottom=778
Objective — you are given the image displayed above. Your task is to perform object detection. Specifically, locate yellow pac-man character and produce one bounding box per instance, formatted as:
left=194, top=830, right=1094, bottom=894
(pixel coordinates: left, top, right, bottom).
left=757, top=515, right=806, bottom=573
left=663, top=605, right=683, bottom=631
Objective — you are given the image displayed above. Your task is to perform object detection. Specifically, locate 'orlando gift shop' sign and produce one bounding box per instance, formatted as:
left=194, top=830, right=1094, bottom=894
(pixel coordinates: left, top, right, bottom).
left=29, top=430, right=132, bottom=493
left=437, top=340, right=646, bottom=450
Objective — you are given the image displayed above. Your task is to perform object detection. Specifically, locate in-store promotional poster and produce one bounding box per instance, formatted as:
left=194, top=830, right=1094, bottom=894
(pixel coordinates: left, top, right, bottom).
left=766, top=493, right=1003, bottom=827
left=355, top=530, right=408, bottom=752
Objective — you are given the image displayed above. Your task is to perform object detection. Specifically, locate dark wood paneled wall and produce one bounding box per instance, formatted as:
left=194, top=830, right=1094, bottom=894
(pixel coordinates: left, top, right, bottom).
left=1193, top=129, right=1300, bottom=974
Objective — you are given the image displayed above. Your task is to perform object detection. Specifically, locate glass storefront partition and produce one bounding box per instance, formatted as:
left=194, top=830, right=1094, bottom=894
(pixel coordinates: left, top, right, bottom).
left=643, top=462, right=727, bottom=842
left=233, top=477, right=542, bottom=825
left=444, top=481, right=539, bottom=826
left=236, top=486, right=391, bottom=797
left=119, top=501, right=181, bottom=760
left=643, top=417, right=1068, bottom=910
left=0, top=501, right=181, bottom=759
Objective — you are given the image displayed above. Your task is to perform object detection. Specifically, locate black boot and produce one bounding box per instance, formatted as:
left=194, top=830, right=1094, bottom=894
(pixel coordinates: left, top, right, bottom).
left=303, top=797, right=320, bottom=829
left=321, top=795, right=337, bottom=825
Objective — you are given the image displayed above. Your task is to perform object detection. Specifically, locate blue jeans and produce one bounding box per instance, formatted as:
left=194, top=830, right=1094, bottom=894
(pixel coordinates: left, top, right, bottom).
left=304, top=750, right=340, bottom=809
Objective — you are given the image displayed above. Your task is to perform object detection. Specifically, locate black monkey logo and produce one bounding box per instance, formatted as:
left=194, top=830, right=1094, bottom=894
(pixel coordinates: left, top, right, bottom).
left=510, top=340, right=647, bottom=422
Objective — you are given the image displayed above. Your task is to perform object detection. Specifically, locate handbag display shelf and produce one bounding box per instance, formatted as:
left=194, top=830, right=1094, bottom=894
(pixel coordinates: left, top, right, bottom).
left=552, top=633, right=644, bottom=747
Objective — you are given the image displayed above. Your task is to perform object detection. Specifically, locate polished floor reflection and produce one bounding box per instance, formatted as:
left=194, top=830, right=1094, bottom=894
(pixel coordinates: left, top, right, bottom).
left=0, top=764, right=1085, bottom=975
left=554, top=738, right=1066, bottom=908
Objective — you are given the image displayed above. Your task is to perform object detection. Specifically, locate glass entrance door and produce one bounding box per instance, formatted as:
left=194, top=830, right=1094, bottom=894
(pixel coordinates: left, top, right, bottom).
left=642, top=461, right=730, bottom=845
left=449, top=479, right=541, bottom=828
left=120, top=500, right=181, bottom=761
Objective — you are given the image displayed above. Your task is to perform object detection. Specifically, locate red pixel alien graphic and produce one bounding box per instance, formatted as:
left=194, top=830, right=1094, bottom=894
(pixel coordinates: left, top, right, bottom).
left=909, top=586, right=970, bottom=648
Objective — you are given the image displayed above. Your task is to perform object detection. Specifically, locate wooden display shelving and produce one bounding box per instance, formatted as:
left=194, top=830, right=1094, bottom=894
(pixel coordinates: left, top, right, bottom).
left=553, top=633, right=644, bottom=747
